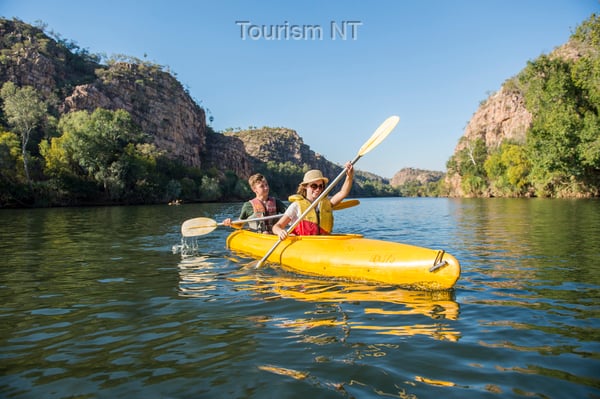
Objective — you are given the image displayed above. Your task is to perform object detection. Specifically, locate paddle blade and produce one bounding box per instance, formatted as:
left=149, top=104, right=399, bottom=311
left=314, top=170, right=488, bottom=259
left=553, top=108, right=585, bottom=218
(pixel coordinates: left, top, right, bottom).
left=332, top=199, right=360, bottom=210
left=289, top=196, right=359, bottom=211
left=181, top=217, right=218, bottom=237
left=357, top=115, right=400, bottom=156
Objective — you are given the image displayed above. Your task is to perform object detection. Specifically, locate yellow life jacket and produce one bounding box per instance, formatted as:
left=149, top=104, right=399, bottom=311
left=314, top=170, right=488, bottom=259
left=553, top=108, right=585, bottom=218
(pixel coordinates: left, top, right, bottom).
left=289, top=195, right=333, bottom=235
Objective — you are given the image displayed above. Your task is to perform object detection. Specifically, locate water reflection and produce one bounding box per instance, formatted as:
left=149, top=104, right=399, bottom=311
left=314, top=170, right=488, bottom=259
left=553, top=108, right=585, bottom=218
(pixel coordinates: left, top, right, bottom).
left=3, top=199, right=598, bottom=398
left=177, top=256, right=220, bottom=298
left=265, top=280, right=461, bottom=342
left=178, top=258, right=461, bottom=342
left=453, top=199, right=600, bottom=287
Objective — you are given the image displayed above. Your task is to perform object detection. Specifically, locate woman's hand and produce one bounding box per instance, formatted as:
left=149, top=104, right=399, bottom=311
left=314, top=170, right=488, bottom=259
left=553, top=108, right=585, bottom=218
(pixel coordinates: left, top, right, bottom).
left=272, top=224, right=288, bottom=240
left=331, top=162, right=354, bottom=206
left=344, top=162, right=354, bottom=178
left=272, top=215, right=292, bottom=240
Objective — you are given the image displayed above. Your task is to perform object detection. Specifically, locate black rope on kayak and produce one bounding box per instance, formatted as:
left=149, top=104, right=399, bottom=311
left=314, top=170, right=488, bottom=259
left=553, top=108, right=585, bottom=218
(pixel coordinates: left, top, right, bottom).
left=430, top=250, right=448, bottom=272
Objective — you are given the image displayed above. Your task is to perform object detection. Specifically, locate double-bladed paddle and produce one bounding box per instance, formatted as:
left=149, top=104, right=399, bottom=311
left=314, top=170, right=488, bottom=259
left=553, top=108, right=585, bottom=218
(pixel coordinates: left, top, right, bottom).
left=181, top=199, right=361, bottom=237
left=181, top=214, right=282, bottom=237
left=255, top=115, right=400, bottom=268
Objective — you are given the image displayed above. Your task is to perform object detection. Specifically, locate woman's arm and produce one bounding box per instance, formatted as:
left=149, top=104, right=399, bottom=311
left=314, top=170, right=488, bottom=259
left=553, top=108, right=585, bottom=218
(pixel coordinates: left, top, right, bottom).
left=272, top=202, right=299, bottom=239
left=330, top=162, right=354, bottom=206
left=272, top=215, right=291, bottom=240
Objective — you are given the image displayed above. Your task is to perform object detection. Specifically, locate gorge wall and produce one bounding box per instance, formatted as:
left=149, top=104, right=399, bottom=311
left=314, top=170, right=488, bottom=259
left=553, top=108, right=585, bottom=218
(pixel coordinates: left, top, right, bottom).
left=444, top=85, right=533, bottom=196
left=0, top=18, right=346, bottom=182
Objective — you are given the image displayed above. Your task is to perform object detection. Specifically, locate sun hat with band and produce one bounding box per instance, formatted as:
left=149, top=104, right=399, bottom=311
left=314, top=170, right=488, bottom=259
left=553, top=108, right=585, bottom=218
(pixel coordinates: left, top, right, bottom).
left=301, top=169, right=329, bottom=185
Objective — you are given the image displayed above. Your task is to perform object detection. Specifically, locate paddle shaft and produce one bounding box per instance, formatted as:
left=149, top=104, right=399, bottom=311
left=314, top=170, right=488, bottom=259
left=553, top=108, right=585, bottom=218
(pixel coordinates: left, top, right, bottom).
left=218, top=213, right=283, bottom=227
left=181, top=200, right=360, bottom=237
left=254, top=115, right=400, bottom=268
left=255, top=155, right=359, bottom=268
left=283, top=155, right=359, bottom=234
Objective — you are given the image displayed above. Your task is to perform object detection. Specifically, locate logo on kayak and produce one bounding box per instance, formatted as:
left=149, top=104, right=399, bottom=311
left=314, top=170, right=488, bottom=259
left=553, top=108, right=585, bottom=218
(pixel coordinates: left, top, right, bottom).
left=371, top=254, right=396, bottom=264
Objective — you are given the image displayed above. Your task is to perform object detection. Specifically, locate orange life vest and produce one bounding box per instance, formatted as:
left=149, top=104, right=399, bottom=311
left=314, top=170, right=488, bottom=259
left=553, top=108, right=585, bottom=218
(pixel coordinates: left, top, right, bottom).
left=249, top=197, right=278, bottom=232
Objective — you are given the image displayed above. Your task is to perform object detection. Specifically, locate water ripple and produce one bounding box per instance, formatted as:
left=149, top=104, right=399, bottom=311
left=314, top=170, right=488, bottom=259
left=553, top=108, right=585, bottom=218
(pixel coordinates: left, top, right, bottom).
left=1, top=199, right=599, bottom=398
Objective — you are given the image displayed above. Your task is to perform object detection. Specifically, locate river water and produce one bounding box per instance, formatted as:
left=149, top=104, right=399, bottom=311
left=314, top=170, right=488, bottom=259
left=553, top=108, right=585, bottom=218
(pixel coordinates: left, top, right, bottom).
left=1, top=198, right=599, bottom=398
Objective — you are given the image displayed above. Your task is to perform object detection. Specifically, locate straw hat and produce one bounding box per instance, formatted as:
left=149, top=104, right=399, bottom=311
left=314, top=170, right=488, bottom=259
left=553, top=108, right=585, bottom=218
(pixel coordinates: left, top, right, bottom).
left=301, top=169, right=329, bottom=185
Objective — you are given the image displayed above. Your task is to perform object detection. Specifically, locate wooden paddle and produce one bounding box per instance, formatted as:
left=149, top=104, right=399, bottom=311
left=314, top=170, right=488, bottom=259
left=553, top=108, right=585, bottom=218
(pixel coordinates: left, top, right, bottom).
left=255, top=115, right=400, bottom=268
left=181, top=199, right=361, bottom=237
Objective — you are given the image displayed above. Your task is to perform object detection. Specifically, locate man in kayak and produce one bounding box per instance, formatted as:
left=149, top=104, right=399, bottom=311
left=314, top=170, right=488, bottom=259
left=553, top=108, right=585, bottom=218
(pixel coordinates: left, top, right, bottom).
left=272, top=162, right=354, bottom=238
left=223, top=173, right=287, bottom=234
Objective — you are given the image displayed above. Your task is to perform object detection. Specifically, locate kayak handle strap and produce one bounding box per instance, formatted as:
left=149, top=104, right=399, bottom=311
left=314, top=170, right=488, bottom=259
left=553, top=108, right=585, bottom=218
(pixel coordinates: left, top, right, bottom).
left=430, top=250, right=448, bottom=272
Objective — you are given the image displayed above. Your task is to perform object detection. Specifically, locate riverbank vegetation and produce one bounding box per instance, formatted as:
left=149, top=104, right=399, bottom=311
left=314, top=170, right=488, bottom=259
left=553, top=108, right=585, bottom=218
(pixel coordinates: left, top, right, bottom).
left=1, top=15, right=598, bottom=207
left=446, top=15, right=600, bottom=198
left=0, top=90, right=408, bottom=207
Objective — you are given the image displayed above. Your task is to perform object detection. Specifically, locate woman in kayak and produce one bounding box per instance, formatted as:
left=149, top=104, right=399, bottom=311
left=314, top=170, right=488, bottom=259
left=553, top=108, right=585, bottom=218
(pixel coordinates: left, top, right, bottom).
left=223, top=173, right=287, bottom=234
left=272, top=162, right=354, bottom=239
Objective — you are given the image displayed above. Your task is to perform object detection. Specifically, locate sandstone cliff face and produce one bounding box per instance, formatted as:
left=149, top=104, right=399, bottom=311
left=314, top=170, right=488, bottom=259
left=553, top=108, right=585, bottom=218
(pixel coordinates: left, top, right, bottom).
left=444, top=84, right=533, bottom=196
left=61, top=62, right=207, bottom=169
left=202, top=130, right=254, bottom=177
left=455, top=86, right=532, bottom=153
left=225, top=127, right=343, bottom=179
left=443, top=34, right=592, bottom=197
left=390, top=168, right=444, bottom=187
left=0, top=19, right=342, bottom=180
left=0, top=19, right=97, bottom=99
left=1, top=19, right=212, bottom=171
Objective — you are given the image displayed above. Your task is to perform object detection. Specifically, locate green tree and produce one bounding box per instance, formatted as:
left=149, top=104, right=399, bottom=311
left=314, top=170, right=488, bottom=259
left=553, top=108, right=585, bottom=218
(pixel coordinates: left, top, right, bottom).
left=0, top=130, right=23, bottom=203
left=179, top=177, right=198, bottom=200
left=0, top=131, right=22, bottom=179
left=259, top=161, right=305, bottom=198
left=198, top=176, right=221, bottom=201
left=44, top=108, right=152, bottom=201
left=484, top=142, right=531, bottom=196
left=447, top=137, right=488, bottom=196
left=117, top=142, right=164, bottom=202
left=519, top=51, right=599, bottom=196
left=521, top=57, right=579, bottom=187
left=0, top=82, right=48, bottom=186
left=571, top=18, right=600, bottom=189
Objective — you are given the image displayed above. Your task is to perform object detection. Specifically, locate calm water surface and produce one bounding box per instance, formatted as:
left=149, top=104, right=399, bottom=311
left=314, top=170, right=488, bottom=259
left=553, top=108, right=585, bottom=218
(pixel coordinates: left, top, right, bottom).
left=1, top=198, right=599, bottom=398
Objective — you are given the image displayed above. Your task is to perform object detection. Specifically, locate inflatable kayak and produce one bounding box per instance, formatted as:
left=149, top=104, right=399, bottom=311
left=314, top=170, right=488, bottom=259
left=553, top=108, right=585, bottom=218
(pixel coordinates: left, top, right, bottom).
left=225, top=230, right=460, bottom=290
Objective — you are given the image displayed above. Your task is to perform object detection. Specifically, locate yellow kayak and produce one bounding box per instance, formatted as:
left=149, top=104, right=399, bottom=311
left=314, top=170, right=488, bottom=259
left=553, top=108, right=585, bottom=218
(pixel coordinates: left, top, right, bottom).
left=226, top=230, right=460, bottom=290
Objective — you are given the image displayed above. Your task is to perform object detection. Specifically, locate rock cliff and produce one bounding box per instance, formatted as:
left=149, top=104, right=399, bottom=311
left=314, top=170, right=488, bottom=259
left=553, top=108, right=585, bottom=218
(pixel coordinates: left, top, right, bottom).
left=444, top=85, right=533, bottom=196
left=390, top=168, right=444, bottom=186
left=202, top=130, right=254, bottom=177
left=0, top=19, right=212, bottom=169
left=0, top=18, right=353, bottom=181
left=443, top=30, right=594, bottom=197
left=454, top=86, right=532, bottom=154
left=224, top=127, right=341, bottom=178
left=61, top=62, right=207, bottom=169
left=0, top=19, right=97, bottom=99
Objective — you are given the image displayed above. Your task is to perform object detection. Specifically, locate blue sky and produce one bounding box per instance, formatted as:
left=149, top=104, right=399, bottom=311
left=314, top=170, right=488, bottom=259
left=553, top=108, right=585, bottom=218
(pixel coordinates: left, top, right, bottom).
left=2, top=0, right=598, bottom=178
